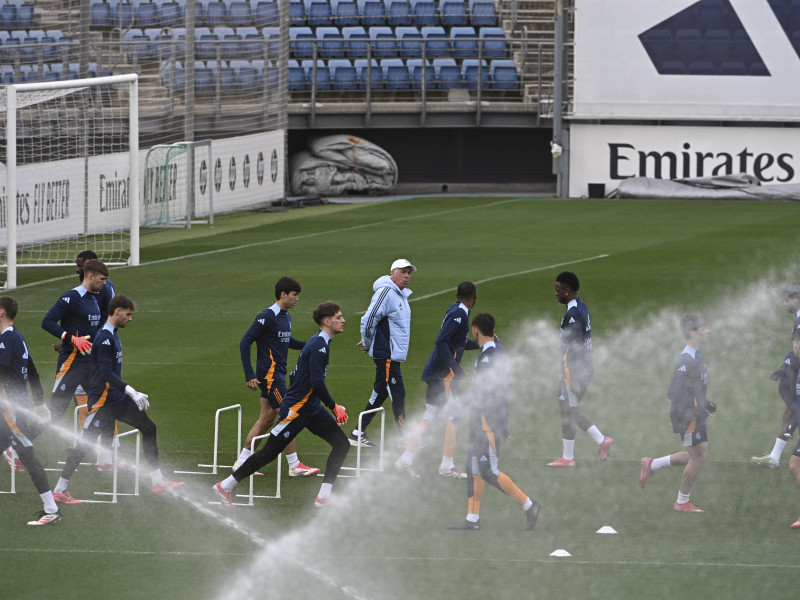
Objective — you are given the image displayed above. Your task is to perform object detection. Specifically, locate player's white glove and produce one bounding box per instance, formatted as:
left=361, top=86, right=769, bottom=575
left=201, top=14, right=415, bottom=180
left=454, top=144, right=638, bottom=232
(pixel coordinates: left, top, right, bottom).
left=125, top=385, right=150, bottom=411
left=33, top=404, right=51, bottom=425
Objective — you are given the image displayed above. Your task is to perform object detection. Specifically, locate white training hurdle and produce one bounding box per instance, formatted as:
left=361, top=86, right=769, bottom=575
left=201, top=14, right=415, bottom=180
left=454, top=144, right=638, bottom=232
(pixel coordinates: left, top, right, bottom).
left=339, top=407, right=385, bottom=478
left=87, top=428, right=142, bottom=504
left=175, top=403, right=242, bottom=475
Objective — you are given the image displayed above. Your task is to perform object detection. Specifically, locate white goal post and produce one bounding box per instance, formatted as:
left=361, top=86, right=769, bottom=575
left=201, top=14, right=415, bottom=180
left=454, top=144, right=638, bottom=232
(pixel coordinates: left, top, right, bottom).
left=0, top=74, right=139, bottom=290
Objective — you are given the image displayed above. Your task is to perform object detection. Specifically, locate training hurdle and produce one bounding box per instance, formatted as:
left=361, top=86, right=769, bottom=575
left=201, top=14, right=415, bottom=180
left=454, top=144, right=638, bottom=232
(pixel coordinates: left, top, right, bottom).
left=175, top=403, right=242, bottom=475
left=88, top=429, right=142, bottom=504
left=1, top=454, right=16, bottom=494
left=339, top=407, right=385, bottom=478
left=231, top=433, right=282, bottom=505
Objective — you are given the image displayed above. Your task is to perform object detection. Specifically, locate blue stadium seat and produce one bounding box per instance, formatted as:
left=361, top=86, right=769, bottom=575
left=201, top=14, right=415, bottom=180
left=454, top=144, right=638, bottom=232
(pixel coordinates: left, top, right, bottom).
left=159, top=0, right=182, bottom=26
left=411, top=0, right=436, bottom=26
left=396, top=26, right=421, bottom=57
left=205, top=0, right=227, bottom=25
left=0, top=3, right=17, bottom=29
left=196, top=28, right=219, bottom=60
left=433, top=57, right=459, bottom=88
left=329, top=58, right=357, bottom=89
left=441, top=0, right=466, bottom=26
left=461, top=57, right=487, bottom=89
left=317, top=26, right=345, bottom=58
left=470, top=0, right=495, bottom=27
left=0, top=65, right=15, bottom=84
left=227, top=1, right=252, bottom=26
left=113, top=1, right=136, bottom=27
left=407, top=57, right=432, bottom=88
left=290, top=26, right=315, bottom=58
left=263, top=26, right=280, bottom=57
left=125, top=27, right=153, bottom=61
left=239, top=27, right=262, bottom=58
left=216, top=60, right=237, bottom=91
left=451, top=26, right=477, bottom=58
left=381, top=57, right=409, bottom=88
left=17, top=2, right=34, bottom=28
left=422, top=25, right=448, bottom=57
left=147, top=27, right=173, bottom=60
left=194, top=60, right=215, bottom=92
left=307, top=0, right=332, bottom=26
left=355, top=57, right=382, bottom=88
left=479, top=26, right=506, bottom=58
left=222, top=32, right=243, bottom=59
left=161, top=61, right=185, bottom=92
left=490, top=58, right=517, bottom=89
left=254, top=1, right=278, bottom=26
left=335, top=0, right=359, bottom=25
left=90, top=0, right=113, bottom=27
left=233, top=59, right=262, bottom=91
left=386, top=0, right=412, bottom=26
left=302, top=58, right=331, bottom=90
left=343, top=25, right=368, bottom=58
left=136, top=1, right=160, bottom=28
left=360, top=0, right=385, bottom=26
left=290, top=0, right=306, bottom=25
left=369, top=25, right=396, bottom=58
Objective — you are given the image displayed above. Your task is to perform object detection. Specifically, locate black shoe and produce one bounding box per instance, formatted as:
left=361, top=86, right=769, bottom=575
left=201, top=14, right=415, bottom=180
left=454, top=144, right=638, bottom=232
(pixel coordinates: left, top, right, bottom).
left=349, top=431, right=376, bottom=448
left=525, top=499, right=543, bottom=531
left=447, top=519, right=480, bottom=530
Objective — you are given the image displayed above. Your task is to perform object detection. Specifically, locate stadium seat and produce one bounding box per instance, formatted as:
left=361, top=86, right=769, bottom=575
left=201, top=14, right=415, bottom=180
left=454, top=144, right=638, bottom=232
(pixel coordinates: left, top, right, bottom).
left=343, top=25, right=368, bottom=58
left=135, top=1, right=160, bottom=28
left=490, top=58, right=517, bottom=89
left=263, top=26, right=280, bottom=57
left=451, top=26, right=477, bottom=58
left=289, top=0, right=306, bottom=25
left=381, top=57, right=409, bottom=89
left=470, top=0, right=495, bottom=27
left=479, top=26, right=506, bottom=58
left=335, top=0, right=359, bottom=26
left=232, top=59, right=262, bottom=91
left=125, top=28, right=154, bottom=62
left=227, top=1, right=252, bottom=26
left=148, top=27, right=174, bottom=60
left=433, top=57, right=459, bottom=88
left=369, top=25, right=396, bottom=58
left=17, top=2, right=33, bottom=28
left=386, top=0, right=412, bottom=26
left=196, top=29, right=219, bottom=60
left=396, top=26, right=421, bottom=57
left=0, top=65, right=15, bottom=84
left=422, top=25, right=448, bottom=57
left=112, top=1, right=136, bottom=27
left=90, top=0, right=113, bottom=27
left=360, top=0, right=385, bottom=26
left=205, top=0, right=227, bottom=25
left=290, top=26, right=315, bottom=58
left=329, top=58, right=357, bottom=89
left=411, top=0, right=436, bottom=26
left=288, top=59, right=307, bottom=90
left=317, top=26, right=345, bottom=58
left=307, top=0, right=332, bottom=26
left=302, top=58, right=331, bottom=90
left=461, top=57, right=488, bottom=89
left=159, top=0, right=182, bottom=26
left=355, top=57, right=382, bottom=88
left=222, top=32, right=243, bottom=59
left=407, top=57, right=433, bottom=89
left=193, top=60, right=214, bottom=92
left=239, top=27, right=262, bottom=58
left=253, top=0, right=278, bottom=26
left=441, top=0, right=466, bottom=26
left=0, top=3, right=16, bottom=29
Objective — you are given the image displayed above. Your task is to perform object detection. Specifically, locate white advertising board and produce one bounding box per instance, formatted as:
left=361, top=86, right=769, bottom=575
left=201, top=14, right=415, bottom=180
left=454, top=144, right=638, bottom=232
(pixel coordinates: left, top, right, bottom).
left=573, top=0, right=800, bottom=119
left=568, top=124, right=800, bottom=198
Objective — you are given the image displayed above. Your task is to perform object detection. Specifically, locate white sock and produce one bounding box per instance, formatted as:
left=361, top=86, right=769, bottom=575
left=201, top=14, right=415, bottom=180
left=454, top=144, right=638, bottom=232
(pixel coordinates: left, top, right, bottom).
left=770, top=438, right=787, bottom=461
left=112, top=436, right=120, bottom=449
left=150, top=468, right=164, bottom=486
left=97, top=448, right=112, bottom=466
left=318, top=482, right=333, bottom=499
left=652, top=456, right=671, bottom=470
left=522, top=498, right=533, bottom=510
left=677, top=491, right=691, bottom=504
left=351, top=429, right=361, bottom=437
left=562, top=439, right=575, bottom=461
left=285, top=452, right=300, bottom=469
left=237, top=447, right=252, bottom=463
left=466, top=513, right=479, bottom=523
left=587, top=425, right=604, bottom=445
left=440, top=456, right=454, bottom=470
left=400, top=451, right=415, bottom=465
left=41, top=491, right=58, bottom=514
left=220, top=475, right=238, bottom=492
left=54, top=477, right=70, bottom=494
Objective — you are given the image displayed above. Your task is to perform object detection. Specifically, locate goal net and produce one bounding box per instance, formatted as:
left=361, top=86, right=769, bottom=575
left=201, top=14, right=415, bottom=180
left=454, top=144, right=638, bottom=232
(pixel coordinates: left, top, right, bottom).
left=0, top=74, right=139, bottom=290
left=143, top=140, right=213, bottom=228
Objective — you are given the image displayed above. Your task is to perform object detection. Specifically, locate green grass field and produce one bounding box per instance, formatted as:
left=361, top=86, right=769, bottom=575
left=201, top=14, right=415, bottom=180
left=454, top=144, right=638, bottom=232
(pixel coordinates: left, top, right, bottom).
left=3, top=196, right=800, bottom=600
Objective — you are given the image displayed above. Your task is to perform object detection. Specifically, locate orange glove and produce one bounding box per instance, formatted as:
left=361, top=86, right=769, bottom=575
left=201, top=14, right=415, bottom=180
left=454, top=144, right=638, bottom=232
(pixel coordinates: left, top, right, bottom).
left=63, top=333, right=92, bottom=355
left=333, top=404, right=348, bottom=424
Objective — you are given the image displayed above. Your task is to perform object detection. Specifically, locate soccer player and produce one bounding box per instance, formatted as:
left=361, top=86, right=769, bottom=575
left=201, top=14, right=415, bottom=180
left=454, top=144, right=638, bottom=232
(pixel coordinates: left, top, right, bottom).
left=639, top=314, right=715, bottom=513
left=233, top=277, right=319, bottom=477
left=752, top=282, right=800, bottom=468
left=350, top=259, right=415, bottom=448
left=546, top=272, right=613, bottom=467
left=447, top=312, right=542, bottom=531
left=783, top=331, right=800, bottom=528
left=214, top=302, right=350, bottom=507
left=52, top=295, right=184, bottom=503
left=0, top=296, right=62, bottom=525
left=396, top=281, right=478, bottom=479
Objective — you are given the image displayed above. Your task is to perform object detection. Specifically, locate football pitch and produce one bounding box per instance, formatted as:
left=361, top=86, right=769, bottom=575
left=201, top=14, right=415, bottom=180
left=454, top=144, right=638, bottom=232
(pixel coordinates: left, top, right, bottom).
left=2, top=195, right=800, bottom=600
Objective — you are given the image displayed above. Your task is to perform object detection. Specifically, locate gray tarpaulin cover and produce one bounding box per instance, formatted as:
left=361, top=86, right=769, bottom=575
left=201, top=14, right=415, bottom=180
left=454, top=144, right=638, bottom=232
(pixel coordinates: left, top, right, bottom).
left=290, top=135, right=398, bottom=196
left=610, top=173, right=800, bottom=201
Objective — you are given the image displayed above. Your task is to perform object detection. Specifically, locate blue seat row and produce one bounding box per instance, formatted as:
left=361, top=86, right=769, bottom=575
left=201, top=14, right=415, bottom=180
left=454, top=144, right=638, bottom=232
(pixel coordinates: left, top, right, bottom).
left=0, top=62, right=111, bottom=84
left=160, top=58, right=277, bottom=92
left=290, top=24, right=506, bottom=59
left=0, top=29, right=73, bottom=63
left=125, top=25, right=281, bottom=61
left=0, top=1, right=34, bottom=30
left=287, top=56, right=516, bottom=90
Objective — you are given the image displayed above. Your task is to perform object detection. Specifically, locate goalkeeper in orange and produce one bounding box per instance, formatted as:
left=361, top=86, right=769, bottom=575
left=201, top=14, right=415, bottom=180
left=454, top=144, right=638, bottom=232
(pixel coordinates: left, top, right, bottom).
left=447, top=312, right=542, bottom=531
left=214, top=302, right=351, bottom=507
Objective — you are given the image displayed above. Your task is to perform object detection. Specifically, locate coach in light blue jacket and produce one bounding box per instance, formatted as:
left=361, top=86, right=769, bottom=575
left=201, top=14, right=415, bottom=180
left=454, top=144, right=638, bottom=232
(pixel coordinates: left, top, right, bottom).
left=350, top=259, right=416, bottom=447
